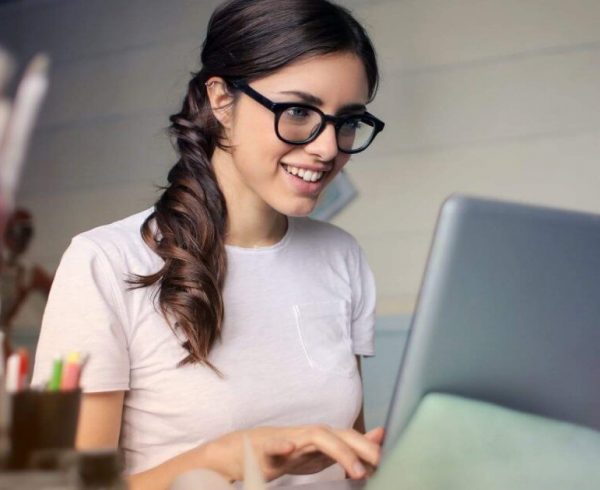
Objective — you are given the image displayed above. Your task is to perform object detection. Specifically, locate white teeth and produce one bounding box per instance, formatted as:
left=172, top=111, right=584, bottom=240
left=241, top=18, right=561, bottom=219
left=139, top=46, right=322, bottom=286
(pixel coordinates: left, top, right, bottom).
left=283, top=164, right=326, bottom=183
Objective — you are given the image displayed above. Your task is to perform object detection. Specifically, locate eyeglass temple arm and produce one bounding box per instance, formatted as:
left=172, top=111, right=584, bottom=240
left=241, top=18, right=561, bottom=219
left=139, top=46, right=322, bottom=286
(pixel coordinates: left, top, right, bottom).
left=365, top=112, right=385, bottom=131
left=229, top=80, right=277, bottom=111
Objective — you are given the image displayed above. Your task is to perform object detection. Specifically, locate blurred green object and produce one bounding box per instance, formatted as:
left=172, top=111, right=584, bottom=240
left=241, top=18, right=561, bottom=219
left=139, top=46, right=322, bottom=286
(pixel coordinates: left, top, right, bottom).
left=369, top=393, right=600, bottom=490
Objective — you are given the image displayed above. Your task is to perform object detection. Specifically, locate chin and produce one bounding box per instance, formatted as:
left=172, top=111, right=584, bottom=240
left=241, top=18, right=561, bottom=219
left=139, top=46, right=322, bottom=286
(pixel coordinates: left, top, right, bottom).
left=277, top=199, right=318, bottom=218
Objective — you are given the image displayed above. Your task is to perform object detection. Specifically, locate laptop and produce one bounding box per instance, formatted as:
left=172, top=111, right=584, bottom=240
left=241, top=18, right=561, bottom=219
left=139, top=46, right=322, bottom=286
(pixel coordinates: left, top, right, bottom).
left=280, top=195, right=600, bottom=489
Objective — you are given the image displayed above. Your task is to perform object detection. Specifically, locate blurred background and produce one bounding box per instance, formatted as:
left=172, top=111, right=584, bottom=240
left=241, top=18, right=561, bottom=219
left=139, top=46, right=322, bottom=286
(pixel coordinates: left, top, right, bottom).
left=1, top=0, right=600, bottom=427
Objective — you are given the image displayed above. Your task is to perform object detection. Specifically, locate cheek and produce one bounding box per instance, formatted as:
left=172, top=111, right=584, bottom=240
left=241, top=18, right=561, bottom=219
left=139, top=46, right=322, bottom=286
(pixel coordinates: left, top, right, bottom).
left=231, top=108, right=287, bottom=164
left=332, top=154, right=352, bottom=174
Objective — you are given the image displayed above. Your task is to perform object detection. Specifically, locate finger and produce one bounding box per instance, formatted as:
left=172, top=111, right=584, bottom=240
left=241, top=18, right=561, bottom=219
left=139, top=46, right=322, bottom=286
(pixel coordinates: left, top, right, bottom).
left=264, top=439, right=296, bottom=457
left=364, top=426, right=385, bottom=445
left=334, top=428, right=382, bottom=467
left=345, top=461, right=376, bottom=480
left=294, top=426, right=368, bottom=479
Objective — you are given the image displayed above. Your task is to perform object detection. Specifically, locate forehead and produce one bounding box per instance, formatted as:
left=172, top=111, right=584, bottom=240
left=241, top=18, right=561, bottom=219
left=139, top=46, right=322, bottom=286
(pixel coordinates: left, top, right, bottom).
left=251, top=52, right=370, bottom=108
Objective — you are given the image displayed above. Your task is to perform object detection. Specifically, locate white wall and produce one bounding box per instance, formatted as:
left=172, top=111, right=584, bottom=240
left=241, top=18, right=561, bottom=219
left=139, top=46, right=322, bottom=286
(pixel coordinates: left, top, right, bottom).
left=2, top=0, right=600, bottom=319
left=0, top=0, right=221, bottom=278
left=340, top=0, right=600, bottom=314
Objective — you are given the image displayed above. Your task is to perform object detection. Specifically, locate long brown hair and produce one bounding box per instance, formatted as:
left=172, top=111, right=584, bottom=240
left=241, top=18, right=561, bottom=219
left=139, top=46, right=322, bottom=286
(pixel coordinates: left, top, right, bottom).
left=132, top=0, right=380, bottom=367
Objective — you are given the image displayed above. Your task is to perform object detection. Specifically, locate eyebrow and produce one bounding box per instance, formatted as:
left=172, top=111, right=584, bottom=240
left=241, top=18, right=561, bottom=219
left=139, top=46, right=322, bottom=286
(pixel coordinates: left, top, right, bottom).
left=278, top=90, right=366, bottom=113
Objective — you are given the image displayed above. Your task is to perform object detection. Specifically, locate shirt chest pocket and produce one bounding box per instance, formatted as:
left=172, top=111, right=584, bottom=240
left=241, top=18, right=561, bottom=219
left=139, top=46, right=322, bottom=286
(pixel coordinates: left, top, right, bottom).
left=293, top=300, right=356, bottom=377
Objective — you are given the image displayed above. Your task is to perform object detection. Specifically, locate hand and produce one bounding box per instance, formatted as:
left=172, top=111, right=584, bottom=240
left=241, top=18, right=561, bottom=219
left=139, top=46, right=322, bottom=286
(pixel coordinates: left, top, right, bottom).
left=206, top=425, right=385, bottom=482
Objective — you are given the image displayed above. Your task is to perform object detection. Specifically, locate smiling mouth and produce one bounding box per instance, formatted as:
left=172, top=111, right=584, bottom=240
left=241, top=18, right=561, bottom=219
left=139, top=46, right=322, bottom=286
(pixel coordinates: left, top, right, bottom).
left=281, top=163, right=328, bottom=183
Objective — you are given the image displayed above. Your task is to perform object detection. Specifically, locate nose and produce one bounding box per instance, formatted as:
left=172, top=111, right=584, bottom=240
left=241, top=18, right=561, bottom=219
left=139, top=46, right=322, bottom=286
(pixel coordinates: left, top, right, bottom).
left=303, top=122, right=339, bottom=162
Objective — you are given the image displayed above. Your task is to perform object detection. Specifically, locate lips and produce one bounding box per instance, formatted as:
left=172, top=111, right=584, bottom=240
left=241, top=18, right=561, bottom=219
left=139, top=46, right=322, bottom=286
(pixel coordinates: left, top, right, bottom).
left=280, top=162, right=329, bottom=196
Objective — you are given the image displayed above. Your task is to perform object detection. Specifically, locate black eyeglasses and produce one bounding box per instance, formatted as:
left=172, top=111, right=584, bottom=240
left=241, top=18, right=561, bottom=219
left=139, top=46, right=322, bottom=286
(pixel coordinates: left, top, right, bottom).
left=229, top=80, right=385, bottom=154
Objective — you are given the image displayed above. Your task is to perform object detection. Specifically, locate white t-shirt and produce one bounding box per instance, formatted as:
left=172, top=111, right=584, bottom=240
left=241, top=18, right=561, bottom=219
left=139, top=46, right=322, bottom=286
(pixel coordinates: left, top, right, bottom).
left=32, top=209, right=376, bottom=486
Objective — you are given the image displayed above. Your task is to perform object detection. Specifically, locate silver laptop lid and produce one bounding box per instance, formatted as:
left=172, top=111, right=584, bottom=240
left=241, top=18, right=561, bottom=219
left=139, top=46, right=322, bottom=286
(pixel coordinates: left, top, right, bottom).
left=383, top=195, right=600, bottom=452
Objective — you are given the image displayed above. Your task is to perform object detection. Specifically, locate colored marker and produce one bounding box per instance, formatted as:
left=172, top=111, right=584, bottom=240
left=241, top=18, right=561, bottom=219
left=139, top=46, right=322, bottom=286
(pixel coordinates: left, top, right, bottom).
left=0, top=331, right=9, bottom=448
left=5, top=353, right=20, bottom=393
left=0, top=331, right=5, bottom=377
left=17, top=349, right=28, bottom=390
left=47, top=356, right=63, bottom=391
left=60, top=352, right=82, bottom=391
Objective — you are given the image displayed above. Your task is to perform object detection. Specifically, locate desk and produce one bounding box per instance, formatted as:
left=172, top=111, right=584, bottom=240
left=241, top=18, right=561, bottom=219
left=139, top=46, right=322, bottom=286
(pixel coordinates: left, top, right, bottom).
left=0, top=470, right=75, bottom=489
left=278, top=479, right=366, bottom=490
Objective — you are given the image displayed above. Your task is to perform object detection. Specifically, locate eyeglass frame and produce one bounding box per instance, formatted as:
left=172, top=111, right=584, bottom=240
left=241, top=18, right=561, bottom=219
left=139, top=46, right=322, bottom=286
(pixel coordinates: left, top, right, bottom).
left=228, top=80, right=385, bottom=154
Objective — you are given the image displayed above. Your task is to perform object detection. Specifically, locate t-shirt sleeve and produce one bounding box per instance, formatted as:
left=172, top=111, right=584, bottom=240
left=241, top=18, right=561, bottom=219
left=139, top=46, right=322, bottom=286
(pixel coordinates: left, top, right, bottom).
left=350, top=244, right=377, bottom=357
left=31, top=235, right=130, bottom=392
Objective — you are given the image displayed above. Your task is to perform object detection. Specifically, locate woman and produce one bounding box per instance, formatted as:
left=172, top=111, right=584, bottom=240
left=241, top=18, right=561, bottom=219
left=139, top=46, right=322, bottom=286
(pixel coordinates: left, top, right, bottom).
left=32, top=0, right=386, bottom=488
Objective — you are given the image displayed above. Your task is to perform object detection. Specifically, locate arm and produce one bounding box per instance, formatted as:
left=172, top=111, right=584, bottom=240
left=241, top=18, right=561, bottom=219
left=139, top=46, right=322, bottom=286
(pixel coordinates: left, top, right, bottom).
left=75, top=391, right=217, bottom=490
left=128, top=444, right=226, bottom=490
left=76, top=392, right=124, bottom=449
left=349, top=244, right=376, bottom=435
left=353, top=356, right=366, bottom=434
left=76, top=391, right=223, bottom=489
left=76, top=390, right=380, bottom=490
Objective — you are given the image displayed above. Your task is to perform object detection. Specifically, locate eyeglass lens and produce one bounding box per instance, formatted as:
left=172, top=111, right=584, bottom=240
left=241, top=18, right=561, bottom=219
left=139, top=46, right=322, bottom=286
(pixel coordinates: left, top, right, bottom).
left=278, top=107, right=375, bottom=152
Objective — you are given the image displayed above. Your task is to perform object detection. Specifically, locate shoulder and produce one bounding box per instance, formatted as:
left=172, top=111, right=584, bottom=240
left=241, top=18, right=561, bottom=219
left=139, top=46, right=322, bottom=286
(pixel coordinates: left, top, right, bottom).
left=290, top=218, right=357, bottom=246
left=65, top=208, right=159, bottom=275
left=75, top=208, right=151, bottom=248
left=290, top=217, right=361, bottom=254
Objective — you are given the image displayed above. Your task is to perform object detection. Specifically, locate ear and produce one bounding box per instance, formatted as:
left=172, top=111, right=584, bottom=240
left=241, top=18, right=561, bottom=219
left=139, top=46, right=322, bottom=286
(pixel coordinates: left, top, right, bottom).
left=205, top=76, right=235, bottom=128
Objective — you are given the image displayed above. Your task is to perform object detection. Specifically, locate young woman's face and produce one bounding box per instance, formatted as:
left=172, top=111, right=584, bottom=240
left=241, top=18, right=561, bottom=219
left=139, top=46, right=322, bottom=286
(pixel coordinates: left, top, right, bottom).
left=226, top=52, right=370, bottom=217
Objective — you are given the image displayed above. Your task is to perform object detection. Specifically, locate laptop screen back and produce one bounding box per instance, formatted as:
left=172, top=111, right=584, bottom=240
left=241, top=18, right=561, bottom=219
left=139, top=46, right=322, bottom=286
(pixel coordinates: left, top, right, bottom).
left=383, top=195, right=600, bottom=452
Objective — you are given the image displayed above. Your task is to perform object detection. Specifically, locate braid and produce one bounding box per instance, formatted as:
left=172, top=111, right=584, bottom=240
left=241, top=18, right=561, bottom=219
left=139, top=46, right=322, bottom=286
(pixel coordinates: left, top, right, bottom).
left=132, top=73, right=228, bottom=368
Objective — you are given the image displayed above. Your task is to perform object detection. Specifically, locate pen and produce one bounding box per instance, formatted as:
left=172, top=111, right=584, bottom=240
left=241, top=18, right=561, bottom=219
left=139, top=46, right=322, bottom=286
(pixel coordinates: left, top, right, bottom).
left=60, top=352, right=82, bottom=391
left=0, top=331, right=8, bottom=456
left=5, top=353, right=20, bottom=393
left=17, top=348, right=28, bottom=391
left=0, top=331, right=4, bottom=376
left=47, top=355, right=63, bottom=391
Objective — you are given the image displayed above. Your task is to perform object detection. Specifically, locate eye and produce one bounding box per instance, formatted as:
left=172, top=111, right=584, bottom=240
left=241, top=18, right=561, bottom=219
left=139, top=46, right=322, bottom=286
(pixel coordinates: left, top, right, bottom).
left=284, top=107, right=312, bottom=120
left=340, top=117, right=363, bottom=132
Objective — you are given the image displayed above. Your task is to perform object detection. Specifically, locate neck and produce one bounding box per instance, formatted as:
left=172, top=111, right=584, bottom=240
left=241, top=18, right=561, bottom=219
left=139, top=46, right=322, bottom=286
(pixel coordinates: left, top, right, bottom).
left=212, top=148, right=288, bottom=248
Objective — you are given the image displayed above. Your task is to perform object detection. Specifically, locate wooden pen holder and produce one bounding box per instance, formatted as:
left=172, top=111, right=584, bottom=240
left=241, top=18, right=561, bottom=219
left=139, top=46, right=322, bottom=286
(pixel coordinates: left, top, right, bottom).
left=7, top=389, right=81, bottom=470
